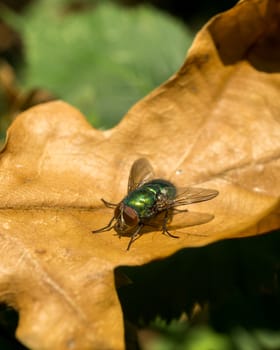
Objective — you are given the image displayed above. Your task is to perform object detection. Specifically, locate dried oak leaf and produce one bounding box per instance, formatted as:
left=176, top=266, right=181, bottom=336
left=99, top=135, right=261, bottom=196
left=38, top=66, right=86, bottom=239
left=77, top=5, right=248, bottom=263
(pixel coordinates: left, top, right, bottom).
left=0, top=0, right=280, bottom=349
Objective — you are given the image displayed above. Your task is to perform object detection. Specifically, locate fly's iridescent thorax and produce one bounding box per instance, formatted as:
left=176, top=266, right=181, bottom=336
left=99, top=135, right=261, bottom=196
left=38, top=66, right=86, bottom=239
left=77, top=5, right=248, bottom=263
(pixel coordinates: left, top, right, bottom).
left=123, top=179, right=176, bottom=220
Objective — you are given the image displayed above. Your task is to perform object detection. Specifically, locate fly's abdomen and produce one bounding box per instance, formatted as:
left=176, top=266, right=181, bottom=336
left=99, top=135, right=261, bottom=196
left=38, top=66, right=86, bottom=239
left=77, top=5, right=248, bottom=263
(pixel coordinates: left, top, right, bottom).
left=123, top=179, right=176, bottom=219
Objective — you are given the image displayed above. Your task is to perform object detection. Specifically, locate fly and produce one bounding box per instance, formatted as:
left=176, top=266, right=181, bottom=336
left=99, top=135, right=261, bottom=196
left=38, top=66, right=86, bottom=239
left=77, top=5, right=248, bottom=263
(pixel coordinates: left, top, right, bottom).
left=92, top=158, right=218, bottom=250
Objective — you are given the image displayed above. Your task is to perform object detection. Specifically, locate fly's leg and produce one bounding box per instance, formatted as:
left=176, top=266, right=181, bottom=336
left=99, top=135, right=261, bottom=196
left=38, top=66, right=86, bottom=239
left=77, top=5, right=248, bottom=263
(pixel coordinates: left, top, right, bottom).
left=126, top=224, right=144, bottom=251
left=101, top=198, right=118, bottom=208
left=92, top=216, right=115, bottom=233
left=162, top=210, right=179, bottom=239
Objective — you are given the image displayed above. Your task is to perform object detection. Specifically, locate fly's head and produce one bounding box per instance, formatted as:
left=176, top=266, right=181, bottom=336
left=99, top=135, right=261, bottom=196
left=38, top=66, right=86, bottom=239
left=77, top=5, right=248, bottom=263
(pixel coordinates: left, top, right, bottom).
left=114, top=202, right=140, bottom=233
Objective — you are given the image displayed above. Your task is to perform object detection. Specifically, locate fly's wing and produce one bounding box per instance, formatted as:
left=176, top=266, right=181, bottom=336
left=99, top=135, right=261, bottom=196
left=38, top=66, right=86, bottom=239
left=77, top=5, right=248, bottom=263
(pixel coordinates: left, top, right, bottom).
left=172, top=187, right=219, bottom=207
left=127, top=158, right=155, bottom=193
left=141, top=210, right=214, bottom=231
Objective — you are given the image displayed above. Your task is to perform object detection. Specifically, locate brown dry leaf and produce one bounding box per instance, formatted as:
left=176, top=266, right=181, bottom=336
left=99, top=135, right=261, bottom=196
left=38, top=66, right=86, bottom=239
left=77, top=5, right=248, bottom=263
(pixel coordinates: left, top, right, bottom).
left=0, top=0, right=280, bottom=349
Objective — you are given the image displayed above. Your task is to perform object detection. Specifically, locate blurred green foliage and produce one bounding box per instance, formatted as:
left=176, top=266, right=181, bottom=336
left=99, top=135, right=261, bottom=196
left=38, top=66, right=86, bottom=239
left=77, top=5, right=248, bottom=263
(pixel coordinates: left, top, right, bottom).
left=147, top=324, right=233, bottom=350
left=6, top=0, right=192, bottom=128
left=146, top=323, right=280, bottom=350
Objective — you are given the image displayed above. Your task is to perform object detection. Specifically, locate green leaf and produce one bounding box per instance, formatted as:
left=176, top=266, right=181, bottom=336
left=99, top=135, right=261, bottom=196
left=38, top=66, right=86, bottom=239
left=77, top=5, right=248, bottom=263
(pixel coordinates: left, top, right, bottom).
left=14, top=1, right=192, bottom=128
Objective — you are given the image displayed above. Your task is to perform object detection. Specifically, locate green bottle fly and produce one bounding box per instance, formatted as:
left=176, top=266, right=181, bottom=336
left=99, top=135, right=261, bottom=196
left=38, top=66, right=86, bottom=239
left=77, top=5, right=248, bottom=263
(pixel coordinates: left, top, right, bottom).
left=92, top=158, right=218, bottom=250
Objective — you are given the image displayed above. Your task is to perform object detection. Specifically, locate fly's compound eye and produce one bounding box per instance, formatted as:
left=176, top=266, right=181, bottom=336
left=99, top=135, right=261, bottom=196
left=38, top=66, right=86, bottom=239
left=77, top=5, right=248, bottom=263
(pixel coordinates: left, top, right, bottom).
left=115, top=204, right=139, bottom=227
left=123, top=206, right=139, bottom=226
